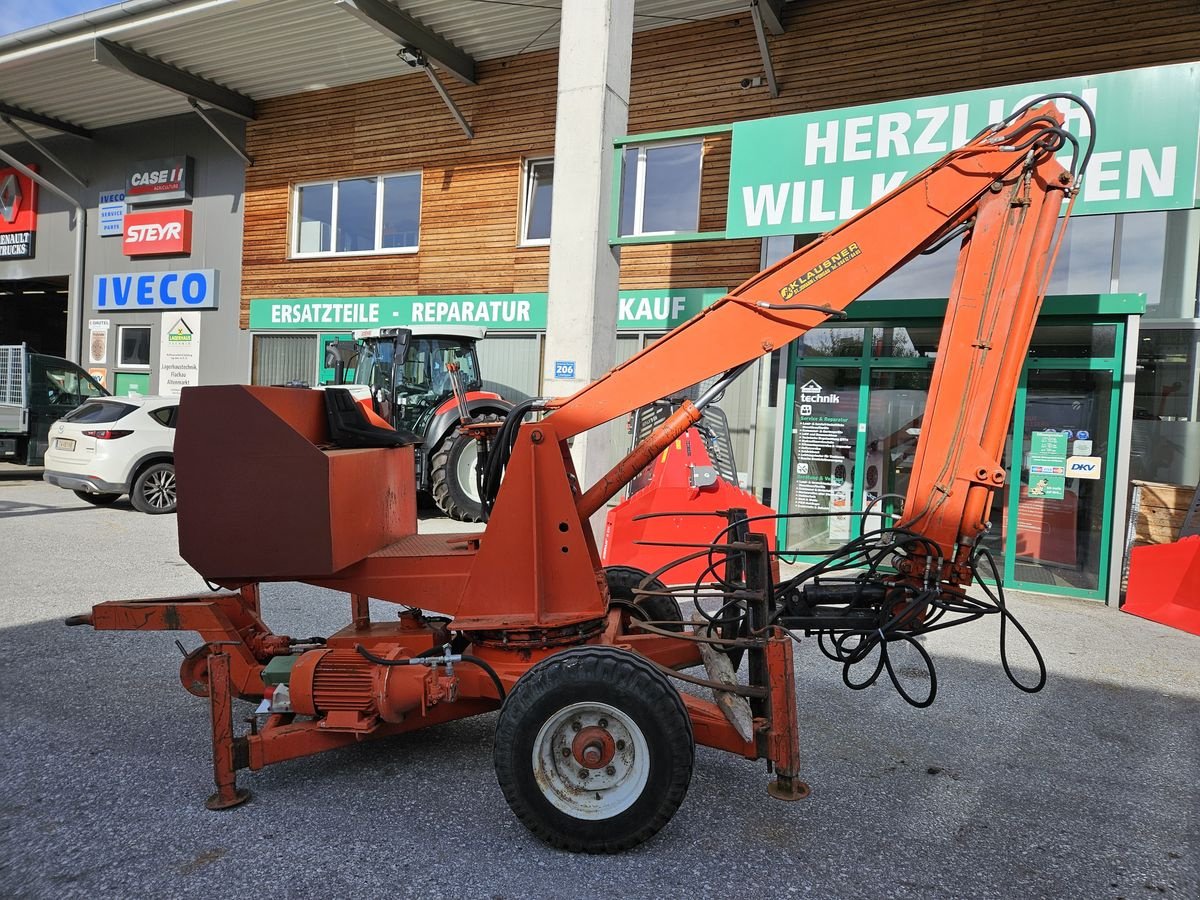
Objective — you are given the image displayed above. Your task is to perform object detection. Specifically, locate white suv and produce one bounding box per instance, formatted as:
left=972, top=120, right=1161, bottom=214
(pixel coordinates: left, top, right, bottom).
left=42, top=396, right=178, bottom=514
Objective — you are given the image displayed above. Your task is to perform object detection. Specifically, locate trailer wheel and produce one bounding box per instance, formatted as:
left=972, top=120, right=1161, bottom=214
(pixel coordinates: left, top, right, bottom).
left=494, top=646, right=693, bottom=853
left=430, top=414, right=502, bottom=522
left=603, top=565, right=683, bottom=633
left=73, top=490, right=120, bottom=506
left=130, top=462, right=177, bottom=514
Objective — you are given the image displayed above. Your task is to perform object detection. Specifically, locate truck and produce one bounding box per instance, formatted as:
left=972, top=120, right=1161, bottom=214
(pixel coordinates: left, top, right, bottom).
left=69, top=94, right=1091, bottom=853
left=323, top=325, right=512, bottom=522
left=0, top=344, right=108, bottom=466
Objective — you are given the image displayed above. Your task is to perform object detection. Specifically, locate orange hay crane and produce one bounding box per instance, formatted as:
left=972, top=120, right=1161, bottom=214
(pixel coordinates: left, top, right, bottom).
left=68, top=95, right=1092, bottom=853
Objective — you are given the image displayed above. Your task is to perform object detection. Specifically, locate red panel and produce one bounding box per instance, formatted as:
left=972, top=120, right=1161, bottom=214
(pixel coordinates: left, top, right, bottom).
left=0, top=165, right=37, bottom=259
left=123, top=208, right=193, bottom=256
left=1124, top=537, right=1200, bottom=636
left=601, top=427, right=776, bottom=583
left=175, top=385, right=417, bottom=582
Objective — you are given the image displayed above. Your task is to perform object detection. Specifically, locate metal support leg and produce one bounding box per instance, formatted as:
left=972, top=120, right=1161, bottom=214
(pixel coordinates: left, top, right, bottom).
left=765, top=632, right=809, bottom=800
left=351, top=592, right=371, bottom=629
left=205, top=652, right=251, bottom=810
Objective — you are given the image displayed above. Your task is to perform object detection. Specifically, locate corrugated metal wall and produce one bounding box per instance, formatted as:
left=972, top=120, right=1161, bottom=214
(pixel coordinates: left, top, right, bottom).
left=252, top=334, right=317, bottom=386
left=476, top=334, right=542, bottom=403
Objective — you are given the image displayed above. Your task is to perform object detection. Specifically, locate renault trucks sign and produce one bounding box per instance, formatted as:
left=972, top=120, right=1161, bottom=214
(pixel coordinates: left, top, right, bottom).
left=126, top=156, right=193, bottom=205
left=724, top=62, right=1200, bottom=237
left=0, top=165, right=37, bottom=259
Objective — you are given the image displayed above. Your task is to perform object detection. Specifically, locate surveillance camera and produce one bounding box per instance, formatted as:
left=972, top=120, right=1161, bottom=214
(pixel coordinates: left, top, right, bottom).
left=740, top=77, right=754, bottom=90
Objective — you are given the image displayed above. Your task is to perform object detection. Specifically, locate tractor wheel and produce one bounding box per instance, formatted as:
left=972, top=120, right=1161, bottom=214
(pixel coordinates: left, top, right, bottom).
left=603, top=565, right=683, bottom=633
left=493, top=646, right=694, bottom=853
left=430, top=413, right=502, bottom=523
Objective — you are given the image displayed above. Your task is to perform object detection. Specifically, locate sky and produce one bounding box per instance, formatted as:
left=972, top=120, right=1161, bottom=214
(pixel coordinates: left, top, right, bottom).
left=0, top=0, right=116, bottom=36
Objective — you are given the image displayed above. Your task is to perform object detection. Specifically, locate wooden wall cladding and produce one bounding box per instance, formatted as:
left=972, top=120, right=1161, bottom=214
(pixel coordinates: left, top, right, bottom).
left=242, top=0, right=1200, bottom=325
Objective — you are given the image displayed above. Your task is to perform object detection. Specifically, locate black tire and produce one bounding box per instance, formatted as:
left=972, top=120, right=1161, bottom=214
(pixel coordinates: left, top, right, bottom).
left=430, top=414, right=502, bottom=523
left=494, top=646, right=694, bottom=853
left=73, top=490, right=120, bottom=506
left=603, top=565, right=683, bottom=633
left=130, top=462, right=177, bottom=515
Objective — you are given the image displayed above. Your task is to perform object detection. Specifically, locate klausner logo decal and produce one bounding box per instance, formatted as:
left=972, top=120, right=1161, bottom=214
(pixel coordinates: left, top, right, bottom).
left=779, top=242, right=861, bottom=300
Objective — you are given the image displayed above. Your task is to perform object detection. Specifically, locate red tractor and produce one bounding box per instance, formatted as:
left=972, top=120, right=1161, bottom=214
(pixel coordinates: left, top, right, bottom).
left=325, top=326, right=511, bottom=521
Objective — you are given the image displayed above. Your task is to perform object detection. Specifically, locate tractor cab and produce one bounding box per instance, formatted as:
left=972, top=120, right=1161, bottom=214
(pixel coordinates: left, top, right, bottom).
left=325, top=326, right=484, bottom=432
left=324, top=325, right=506, bottom=521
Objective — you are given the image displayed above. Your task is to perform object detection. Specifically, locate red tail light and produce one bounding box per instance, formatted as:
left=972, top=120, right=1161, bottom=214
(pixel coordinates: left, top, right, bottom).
left=82, top=429, right=133, bottom=440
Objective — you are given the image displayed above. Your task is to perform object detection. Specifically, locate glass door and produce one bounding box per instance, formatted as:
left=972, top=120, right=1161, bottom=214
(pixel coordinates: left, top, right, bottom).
left=780, top=326, right=867, bottom=554
left=783, top=364, right=863, bottom=552
left=1003, top=322, right=1122, bottom=599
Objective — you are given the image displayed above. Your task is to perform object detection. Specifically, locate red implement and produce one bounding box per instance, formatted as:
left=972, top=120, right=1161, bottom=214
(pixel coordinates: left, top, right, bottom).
left=601, top=427, right=775, bottom=583
left=1124, top=536, right=1200, bottom=636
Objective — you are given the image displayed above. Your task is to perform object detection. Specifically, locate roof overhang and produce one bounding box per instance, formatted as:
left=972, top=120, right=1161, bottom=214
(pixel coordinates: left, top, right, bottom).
left=0, top=0, right=766, bottom=143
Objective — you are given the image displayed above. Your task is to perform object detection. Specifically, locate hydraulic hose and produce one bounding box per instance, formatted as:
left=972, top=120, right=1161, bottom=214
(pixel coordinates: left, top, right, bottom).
left=354, top=644, right=507, bottom=700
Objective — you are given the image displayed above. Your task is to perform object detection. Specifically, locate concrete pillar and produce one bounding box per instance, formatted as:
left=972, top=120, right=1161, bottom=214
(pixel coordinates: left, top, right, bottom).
left=543, top=0, right=634, bottom=527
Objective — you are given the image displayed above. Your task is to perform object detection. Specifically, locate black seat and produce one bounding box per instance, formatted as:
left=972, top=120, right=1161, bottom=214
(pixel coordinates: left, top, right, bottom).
left=323, top=388, right=420, bottom=448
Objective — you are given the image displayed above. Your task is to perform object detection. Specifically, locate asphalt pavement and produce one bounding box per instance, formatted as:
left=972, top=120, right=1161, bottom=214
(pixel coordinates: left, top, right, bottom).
left=1, top=470, right=1197, bottom=899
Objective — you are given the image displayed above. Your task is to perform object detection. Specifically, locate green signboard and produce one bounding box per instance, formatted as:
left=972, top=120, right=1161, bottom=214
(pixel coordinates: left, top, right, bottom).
left=725, top=63, right=1200, bottom=238
left=1028, top=430, right=1068, bottom=501
left=249, top=288, right=726, bottom=332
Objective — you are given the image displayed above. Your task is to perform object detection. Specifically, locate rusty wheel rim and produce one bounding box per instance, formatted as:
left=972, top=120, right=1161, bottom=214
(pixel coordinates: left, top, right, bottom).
left=531, top=701, right=649, bottom=820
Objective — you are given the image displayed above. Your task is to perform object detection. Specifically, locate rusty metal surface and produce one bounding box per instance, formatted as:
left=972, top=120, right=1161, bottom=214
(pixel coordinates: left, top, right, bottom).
left=367, top=533, right=479, bottom=558
left=204, top=653, right=250, bottom=811
left=176, top=385, right=417, bottom=582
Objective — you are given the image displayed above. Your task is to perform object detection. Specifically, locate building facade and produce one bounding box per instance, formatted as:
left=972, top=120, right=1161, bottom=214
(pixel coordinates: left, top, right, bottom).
left=2, top=0, right=1197, bottom=605
left=237, top=2, right=1200, bottom=604
left=0, top=114, right=248, bottom=396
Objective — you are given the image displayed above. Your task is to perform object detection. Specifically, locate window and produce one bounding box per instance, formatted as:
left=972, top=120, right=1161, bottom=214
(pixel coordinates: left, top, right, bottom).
left=521, top=159, right=554, bottom=245
left=149, top=405, right=179, bottom=428
left=1132, top=327, right=1200, bottom=486
left=40, top=366, right=106, bottom=408
left=618, top=141, right=702, bottom=237
left=63, top=400, right=137, bottom=424
left=118, top=325, right=152, bottom=368
left=293, top=173, right=421, bottom=257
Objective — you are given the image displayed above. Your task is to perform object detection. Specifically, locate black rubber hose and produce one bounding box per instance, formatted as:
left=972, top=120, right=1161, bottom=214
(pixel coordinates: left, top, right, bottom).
left=355, top=644, right=410, bottom=666
left=460, top=653, right=507, bottom=701
left=353, top=644, right=507, bottom=700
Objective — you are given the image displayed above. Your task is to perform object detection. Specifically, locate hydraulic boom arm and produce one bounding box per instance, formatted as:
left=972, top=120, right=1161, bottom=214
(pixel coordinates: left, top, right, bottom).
left=534, top=98, right=1085, bottom=590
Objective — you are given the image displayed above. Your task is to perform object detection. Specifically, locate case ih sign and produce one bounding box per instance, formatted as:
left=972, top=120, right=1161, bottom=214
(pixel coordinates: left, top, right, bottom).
left=0, top=165, right=38, bottom=259
left=126, top=155, right=193, bottom=205
left=123, top=209, right=193, bottom=256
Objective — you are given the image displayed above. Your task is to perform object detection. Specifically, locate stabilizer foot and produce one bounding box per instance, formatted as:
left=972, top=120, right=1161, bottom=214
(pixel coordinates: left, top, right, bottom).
left=767, top=775, right=810, bottom=801
left=206, top=788, right=251, bottom=810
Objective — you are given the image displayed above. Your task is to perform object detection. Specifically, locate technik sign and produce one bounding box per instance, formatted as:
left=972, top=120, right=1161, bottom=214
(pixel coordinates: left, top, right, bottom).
left=725, top=62, right=1200, bottom=238
left=248, top=288, right=727, bottom=331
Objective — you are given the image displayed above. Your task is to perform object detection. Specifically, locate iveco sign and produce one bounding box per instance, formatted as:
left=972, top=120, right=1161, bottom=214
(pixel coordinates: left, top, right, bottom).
left=126, top=155, right=193, bottom=205
left=93, top=269, right=218, bottom=310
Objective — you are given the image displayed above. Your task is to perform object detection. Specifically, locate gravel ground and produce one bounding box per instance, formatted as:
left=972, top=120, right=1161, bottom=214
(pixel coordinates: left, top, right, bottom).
left=1, top=470, right=1197, bottom=899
